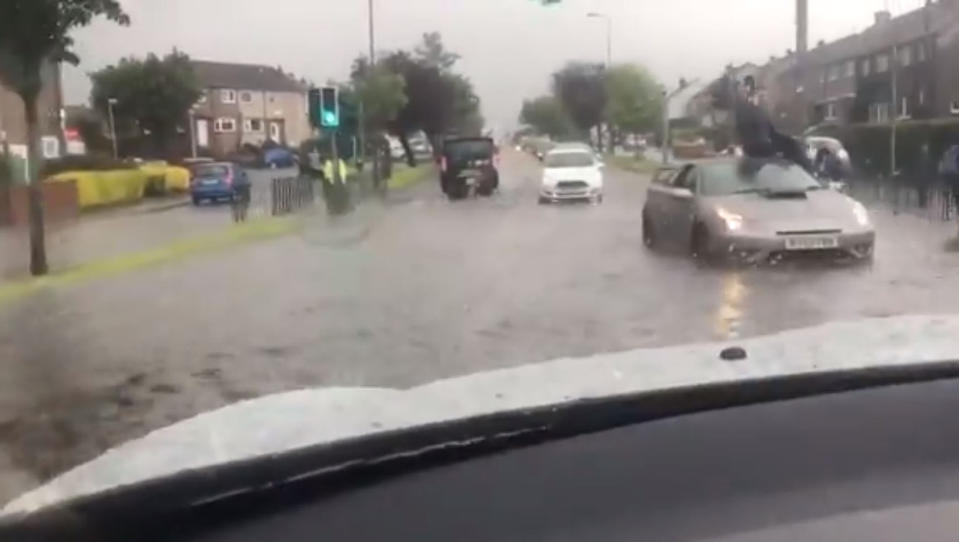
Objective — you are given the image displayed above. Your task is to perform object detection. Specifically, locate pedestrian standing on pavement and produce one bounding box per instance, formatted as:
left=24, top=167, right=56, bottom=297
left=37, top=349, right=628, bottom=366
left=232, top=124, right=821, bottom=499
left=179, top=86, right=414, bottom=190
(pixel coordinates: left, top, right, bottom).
left=916, top=142, right=934, bottom=209
left=940, top=144, right=959, bottom=227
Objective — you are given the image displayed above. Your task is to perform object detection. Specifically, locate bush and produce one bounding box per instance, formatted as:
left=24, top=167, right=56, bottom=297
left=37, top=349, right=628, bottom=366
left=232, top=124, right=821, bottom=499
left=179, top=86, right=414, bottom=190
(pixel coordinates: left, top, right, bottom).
left=48, top=169, right=148, bottom=209
left=40, top=154, right=136, bottom=178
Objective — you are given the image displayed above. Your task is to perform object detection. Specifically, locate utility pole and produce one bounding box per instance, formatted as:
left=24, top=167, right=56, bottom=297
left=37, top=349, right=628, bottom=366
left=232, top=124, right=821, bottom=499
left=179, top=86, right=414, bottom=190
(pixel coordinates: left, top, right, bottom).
left=796, top=0, right=808, bottom=130
left=889, top=5, right=898, bottom=180
left=107, top=98, right=119, bottom=159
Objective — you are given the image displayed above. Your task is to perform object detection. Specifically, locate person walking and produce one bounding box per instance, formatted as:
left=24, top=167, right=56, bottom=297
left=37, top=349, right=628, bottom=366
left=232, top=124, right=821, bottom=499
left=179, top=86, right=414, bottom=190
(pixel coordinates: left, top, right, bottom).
left=940, top=144, right=959, bottom=226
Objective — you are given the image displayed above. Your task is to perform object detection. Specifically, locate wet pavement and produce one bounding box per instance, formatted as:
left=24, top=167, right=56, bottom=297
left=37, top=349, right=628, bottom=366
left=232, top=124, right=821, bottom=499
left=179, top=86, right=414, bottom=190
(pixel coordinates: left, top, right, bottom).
left=0, top=167, right=291, bottom=280
left=3, top=149, right=959, bottom=502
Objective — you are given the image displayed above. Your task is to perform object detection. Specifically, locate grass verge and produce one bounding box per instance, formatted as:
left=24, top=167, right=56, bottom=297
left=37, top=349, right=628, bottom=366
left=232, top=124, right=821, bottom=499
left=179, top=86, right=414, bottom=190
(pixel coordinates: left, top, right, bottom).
left=388, top=163, right=434, bottom=190
left=607, top=155, right=660, bottom=175
left=0, top=216, right=300, bottom=308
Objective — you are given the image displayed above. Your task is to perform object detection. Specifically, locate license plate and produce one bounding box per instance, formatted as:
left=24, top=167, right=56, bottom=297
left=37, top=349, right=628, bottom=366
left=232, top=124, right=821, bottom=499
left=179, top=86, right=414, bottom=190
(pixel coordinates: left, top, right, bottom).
left=465, top=177, right=477, bottom=186
left=784, top=236, right=839, bottom=250
left=201, top=179, right=220, bottom=185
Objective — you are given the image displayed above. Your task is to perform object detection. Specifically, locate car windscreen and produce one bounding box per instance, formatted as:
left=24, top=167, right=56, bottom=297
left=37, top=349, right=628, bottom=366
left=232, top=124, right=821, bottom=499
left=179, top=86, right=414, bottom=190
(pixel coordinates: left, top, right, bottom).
left=544, top=152, right=594, bottom=168
left=700, top=161, right=821, bottom=196
left=444, top=140, right=494, bottom=163
left=192, top=165, right=230, bottom=178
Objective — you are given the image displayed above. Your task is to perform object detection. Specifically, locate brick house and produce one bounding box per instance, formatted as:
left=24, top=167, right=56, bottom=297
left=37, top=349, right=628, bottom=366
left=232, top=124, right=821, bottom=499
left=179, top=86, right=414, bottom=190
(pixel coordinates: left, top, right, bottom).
left=0, top=61, right=65, bottom=180
left=773, top=1, right=959, bottom=131
left=189, top=61, right=310, bottom=157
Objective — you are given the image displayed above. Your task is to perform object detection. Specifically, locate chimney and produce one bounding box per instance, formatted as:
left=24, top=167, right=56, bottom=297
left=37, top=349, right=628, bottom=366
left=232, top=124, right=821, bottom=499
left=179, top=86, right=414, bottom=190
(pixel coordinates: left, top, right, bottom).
left=874, top=10, right=892, bottom=25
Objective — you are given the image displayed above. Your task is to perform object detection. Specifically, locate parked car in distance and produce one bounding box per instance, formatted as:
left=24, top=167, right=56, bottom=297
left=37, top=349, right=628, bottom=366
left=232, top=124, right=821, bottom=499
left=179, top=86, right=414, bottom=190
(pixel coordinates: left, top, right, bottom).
left=189, top=162, right=249, bottom=205
left=804, top=136, right=852, bottom=177
left=641, top=158, right=874, bottom=263
left=539, top=147, right=604, bottom=204
left=263, top=147, right=297, bottom=169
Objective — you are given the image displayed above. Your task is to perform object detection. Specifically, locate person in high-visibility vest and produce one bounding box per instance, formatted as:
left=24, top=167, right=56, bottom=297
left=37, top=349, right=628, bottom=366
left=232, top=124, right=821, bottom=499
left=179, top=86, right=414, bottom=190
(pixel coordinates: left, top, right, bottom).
left=323, top=158, right=348, bottom=184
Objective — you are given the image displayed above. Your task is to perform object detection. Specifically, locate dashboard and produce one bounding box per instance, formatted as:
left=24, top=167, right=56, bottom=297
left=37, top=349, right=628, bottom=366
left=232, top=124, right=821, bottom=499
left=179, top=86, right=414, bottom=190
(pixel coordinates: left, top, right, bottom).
left=172, top=377, right=959, bottom=541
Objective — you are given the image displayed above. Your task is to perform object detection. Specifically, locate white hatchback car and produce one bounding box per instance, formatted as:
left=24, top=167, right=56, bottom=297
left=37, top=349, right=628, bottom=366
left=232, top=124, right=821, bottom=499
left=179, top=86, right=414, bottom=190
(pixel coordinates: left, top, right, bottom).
left=539, top=148, right=604, bottom=204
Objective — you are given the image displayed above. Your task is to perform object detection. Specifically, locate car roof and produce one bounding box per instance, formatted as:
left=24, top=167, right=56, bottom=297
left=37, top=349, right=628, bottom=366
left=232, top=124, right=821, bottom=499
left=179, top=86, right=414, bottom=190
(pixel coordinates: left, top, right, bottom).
left=546, top=146, right=594, bottom=155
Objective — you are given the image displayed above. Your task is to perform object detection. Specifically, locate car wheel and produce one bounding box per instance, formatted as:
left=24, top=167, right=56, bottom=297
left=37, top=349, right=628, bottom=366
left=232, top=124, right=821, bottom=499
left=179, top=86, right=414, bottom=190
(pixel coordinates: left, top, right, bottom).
left=691, top=223, right=712, bottom=260
left=538, top=196, right=550, bottom=205
left=192, top=196, right=201, bottom=206
left=642, top=211, right=656, bottom=248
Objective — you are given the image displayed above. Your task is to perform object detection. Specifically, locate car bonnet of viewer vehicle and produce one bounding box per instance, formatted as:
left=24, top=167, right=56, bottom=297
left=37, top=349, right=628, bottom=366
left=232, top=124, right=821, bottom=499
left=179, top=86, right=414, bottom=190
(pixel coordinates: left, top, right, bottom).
left=7, top=314, right=959, bottom=518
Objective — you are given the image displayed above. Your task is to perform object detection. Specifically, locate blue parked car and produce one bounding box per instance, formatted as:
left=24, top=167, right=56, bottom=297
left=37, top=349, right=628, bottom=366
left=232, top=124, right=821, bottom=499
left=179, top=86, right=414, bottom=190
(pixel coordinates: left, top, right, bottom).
left=263, top=147, right=297, bottom=169
left=190, top=162, right=249, bottom=205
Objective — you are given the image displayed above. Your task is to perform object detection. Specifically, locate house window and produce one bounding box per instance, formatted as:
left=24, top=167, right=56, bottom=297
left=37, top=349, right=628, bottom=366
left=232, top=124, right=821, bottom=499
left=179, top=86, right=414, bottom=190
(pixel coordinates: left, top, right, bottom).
left=951, top=100, right=959, bottom=115
left=898, top=97, right=910, bottom=119
left=898, top=45, right=912, bottom=67
left=869, top=103, right=891, bottom=123
left=825, top=102, right=838, bottom=120
left=844, top=60, right=855, bottom=78
left=876, top=53, right=890, bottom=73
left=861, top=58, right=871, bottom=76
left=827, top=65, right=840, bottom=82
left=917, top=42, right=928, bottom=62
left=220, top=89, right=236, bottom=104
left=240, top=91, right=254, bottom=103
left=243, top=118, right=263, bottom=132
left=214, top=117, right=237, bottom=133
left=919, top=88, right=926, bottom=106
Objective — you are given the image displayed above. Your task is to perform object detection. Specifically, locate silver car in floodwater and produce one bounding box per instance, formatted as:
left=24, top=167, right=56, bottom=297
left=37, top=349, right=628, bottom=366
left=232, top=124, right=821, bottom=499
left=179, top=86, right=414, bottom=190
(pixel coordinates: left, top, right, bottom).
left=641, top=158, right=875, bottom=262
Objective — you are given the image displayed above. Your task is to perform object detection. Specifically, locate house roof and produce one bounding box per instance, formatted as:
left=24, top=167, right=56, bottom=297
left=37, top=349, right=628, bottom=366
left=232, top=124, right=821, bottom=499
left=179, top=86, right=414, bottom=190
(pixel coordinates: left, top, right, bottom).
left=191, top=60, right=307, bottom=93
left=804, top=3, right=954, bottom=65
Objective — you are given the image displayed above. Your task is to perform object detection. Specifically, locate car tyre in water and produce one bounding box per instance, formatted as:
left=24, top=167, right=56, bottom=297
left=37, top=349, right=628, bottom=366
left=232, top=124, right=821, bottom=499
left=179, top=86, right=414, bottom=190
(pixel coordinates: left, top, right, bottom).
left=691, top=223, right=712, bottom=261
left=538, top=196, right=550, bottom=205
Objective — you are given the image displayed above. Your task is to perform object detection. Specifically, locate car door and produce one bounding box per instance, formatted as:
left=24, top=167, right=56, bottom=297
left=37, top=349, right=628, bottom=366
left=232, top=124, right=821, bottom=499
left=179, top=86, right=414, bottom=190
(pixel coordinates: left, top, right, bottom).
left=669, top=165, right=700, bottom=245
left=657, top=164, right=696, bottom=244
left=645, top=167, right=677, bottom=230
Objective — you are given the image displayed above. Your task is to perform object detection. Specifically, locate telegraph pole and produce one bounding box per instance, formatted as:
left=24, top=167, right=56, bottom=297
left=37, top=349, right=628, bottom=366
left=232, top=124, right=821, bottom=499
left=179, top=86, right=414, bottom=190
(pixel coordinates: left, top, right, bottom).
left=796, top=0, right=808, bottom=130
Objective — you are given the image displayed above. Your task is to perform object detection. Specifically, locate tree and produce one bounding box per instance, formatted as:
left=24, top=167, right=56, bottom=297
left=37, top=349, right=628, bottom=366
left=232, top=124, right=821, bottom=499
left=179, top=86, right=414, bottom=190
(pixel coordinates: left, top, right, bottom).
left=519, top=95, right=573, bottom=139
left=0, top=0, right=129, bottom=275
left=350, top=57, right=408, bottom=132
left=552, top=62, right=607, bottom=150
left=414, top=32, right=460, bottom=71
left=604, top=63, right=663, bottom=153
left=90, top=50, right=201, bottom=157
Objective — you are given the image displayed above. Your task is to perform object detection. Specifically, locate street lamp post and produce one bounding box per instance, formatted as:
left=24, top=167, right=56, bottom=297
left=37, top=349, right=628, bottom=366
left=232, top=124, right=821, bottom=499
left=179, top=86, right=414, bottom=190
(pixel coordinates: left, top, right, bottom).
left=188, top=107, right=197, bottom=159
left=107, top=97, right=118, bottom=159
left=587, top=12, right=612, bottom=67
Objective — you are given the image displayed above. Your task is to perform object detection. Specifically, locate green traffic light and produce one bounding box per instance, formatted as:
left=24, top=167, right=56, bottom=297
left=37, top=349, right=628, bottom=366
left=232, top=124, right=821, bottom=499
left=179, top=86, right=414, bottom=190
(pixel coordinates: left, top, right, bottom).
left=322, top=111, right=339, bottom=127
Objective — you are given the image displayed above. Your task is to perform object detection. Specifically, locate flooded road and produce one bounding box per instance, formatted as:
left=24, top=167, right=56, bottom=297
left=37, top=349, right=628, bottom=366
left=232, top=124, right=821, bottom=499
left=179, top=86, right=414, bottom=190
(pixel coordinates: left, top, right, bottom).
left=3, top=149, right=959, bottom=502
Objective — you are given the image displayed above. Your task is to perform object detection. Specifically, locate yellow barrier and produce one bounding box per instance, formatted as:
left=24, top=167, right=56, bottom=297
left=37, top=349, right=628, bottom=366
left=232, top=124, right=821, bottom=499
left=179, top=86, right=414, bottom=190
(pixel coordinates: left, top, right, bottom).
left=139, top=163, right=190, bottom=192
left=49, top=169, right=148, bottom=209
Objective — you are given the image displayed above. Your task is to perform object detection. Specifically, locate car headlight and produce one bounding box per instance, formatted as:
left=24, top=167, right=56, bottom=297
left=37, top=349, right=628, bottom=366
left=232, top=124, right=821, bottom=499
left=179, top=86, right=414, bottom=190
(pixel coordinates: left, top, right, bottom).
left=852, top=201, right=869, bottom=226
left=837, top=148, right=850, bottom=161
left=716, top=207, right=744, bottom=231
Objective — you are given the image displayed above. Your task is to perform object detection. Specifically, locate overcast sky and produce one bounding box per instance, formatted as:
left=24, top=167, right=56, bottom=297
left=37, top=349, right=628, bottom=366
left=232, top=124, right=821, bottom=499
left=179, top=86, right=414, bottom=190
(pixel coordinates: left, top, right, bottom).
left=64, top=0, right=929, bottom=129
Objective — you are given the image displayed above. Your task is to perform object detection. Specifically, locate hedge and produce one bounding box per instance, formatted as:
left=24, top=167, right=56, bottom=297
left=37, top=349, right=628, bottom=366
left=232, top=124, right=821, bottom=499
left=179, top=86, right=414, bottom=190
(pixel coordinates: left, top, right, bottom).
left=138, top=162, right=190, bottom=192
left=48, top=169, right=149, bottom=209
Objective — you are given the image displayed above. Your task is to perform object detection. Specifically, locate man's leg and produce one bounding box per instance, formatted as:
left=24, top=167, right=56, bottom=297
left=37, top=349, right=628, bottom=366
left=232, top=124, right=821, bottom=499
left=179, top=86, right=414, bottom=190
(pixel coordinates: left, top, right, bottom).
left=770, top=130, right=815, bottom=174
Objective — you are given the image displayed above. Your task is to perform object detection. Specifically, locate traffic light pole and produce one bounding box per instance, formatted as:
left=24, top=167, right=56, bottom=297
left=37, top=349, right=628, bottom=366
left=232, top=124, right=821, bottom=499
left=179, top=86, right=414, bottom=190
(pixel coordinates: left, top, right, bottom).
left=331, top=131, right=341, bottom=184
